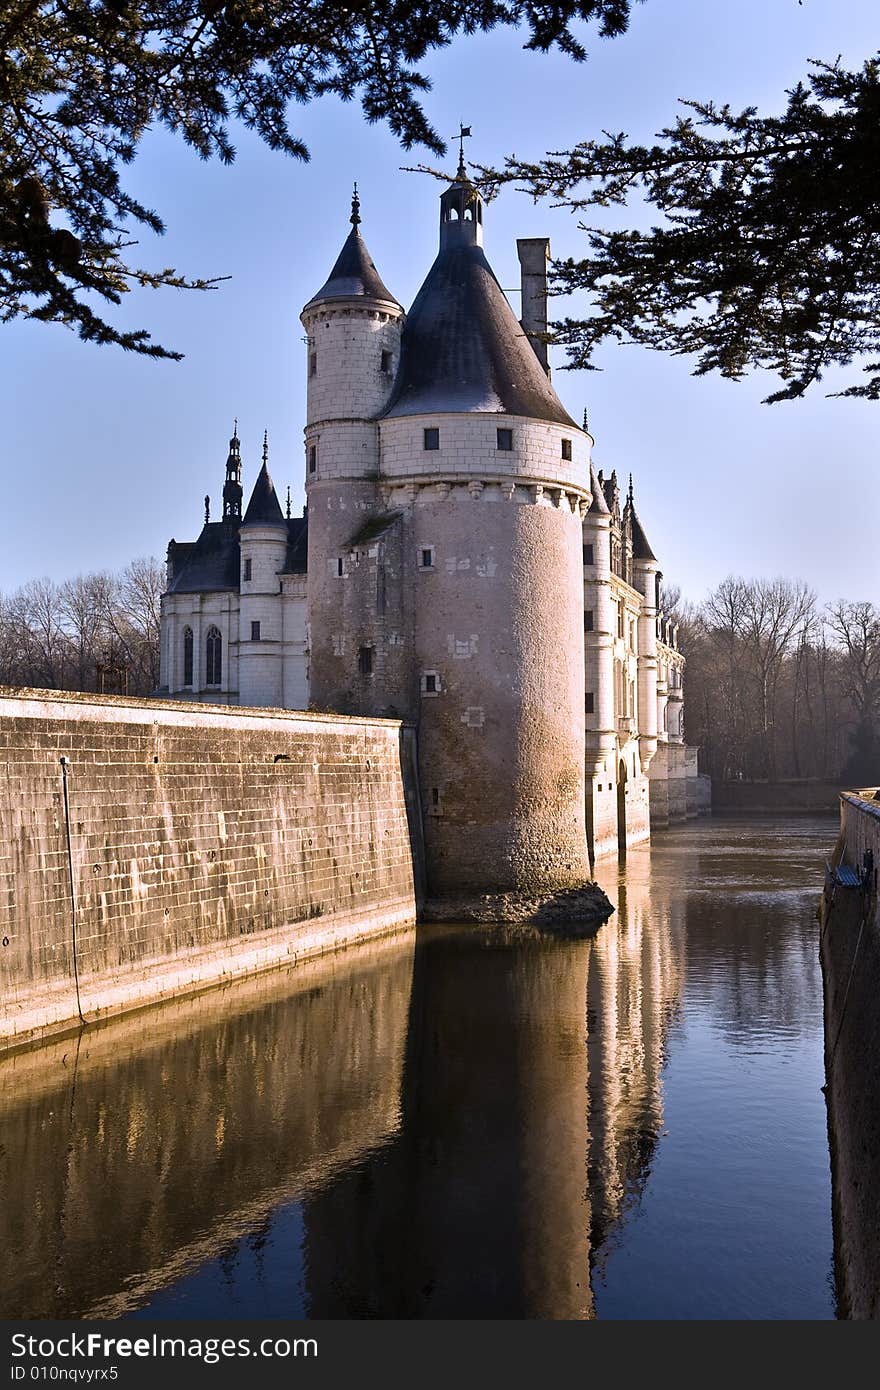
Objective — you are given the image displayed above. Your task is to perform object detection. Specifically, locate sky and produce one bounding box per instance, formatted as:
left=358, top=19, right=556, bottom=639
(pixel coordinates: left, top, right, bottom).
left=1, top=0, right=877, bottom=606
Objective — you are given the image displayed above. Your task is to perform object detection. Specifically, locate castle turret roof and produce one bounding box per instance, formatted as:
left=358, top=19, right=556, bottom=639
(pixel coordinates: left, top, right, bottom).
left=242, top=442, right=286, bottom=529
left=630, top=507, right=657, bottom=562
left=382, top=172, right=577, bottom=425
left=304, top=190, right=401, bottom=310
left=382, top=241, right=577, bottom=425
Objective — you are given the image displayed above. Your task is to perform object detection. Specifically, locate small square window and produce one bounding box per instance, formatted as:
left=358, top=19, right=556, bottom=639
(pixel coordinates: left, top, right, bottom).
left=309, top=353, right=317, bottom=377
left=585, top=693, right=595, bottom=714
left=419, top=547, right=435, bottom=569
left=421, top=671, right=440, bottom=695
left=497, top=428, right=513, bottom=451
left=358, top=646, right=373, bottom=676
left=243, top=557, right=252, bottom=581
left=423, top=427, right=440, bottom=451
left=308, top=446, right=317, bottom=474
left=251, top=620, right=261, bottom=641
left=381, top=350, right=392, bottom=373
left=583, top=544, right=594, bottom=565
left=561, top=438, right=572, bottom=461
left=584, top=610, right=594, bottom=632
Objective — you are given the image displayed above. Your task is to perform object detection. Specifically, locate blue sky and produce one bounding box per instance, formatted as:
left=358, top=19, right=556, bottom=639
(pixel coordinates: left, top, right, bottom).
left=1, top=0, right=876, bottom=605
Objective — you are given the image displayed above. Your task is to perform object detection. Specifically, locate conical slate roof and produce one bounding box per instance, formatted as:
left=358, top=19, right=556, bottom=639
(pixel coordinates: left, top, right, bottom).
left=242, top=460, right=286, bottom=528
left=381, top=242, right=577, bottom=426
left=305, top=226, right=401, bottom=309
left=630, top=507, right=657, bottom=562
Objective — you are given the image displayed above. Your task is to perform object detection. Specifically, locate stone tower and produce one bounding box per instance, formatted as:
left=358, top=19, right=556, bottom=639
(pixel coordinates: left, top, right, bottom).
left=301, top=160, right=595, bottom=896
left=300, top=187, right=406, bottom=715
left=582, top=462, right=618, bottom=858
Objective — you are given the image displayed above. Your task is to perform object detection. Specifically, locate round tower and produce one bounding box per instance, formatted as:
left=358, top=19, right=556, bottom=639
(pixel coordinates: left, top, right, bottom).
left=238, top=434, right=288, bottom=708
left=378, top=165, right=593, bottom=895
left=300, top=188, right=405, bottom=713
left=582, top=461, right=618, bottom=860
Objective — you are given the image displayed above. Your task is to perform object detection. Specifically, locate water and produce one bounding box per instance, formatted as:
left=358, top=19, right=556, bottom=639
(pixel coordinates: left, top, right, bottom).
left=0, top=816, right=837, bottom=1319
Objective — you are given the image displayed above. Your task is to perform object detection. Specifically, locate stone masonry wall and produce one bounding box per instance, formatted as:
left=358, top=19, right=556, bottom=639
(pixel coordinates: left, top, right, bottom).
left=0, top=688, right=420, bottom=1051
left=820, top=791, right=880, bottom=1318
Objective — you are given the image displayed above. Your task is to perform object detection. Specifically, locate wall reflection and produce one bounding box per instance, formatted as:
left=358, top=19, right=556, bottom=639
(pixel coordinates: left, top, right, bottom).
left=0, top=933, right=416, bottom=1318
left=0, top=851, right=693, bottom=1320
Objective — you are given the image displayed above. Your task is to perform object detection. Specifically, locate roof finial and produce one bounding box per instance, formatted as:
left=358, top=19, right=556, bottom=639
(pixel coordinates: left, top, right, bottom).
left=455, top=123, right=472, bottom=179
left=286, top=485, right=291, bottom=520
left=204, top=494, right=210, bottom=525
left=232, top=416, right=238, bottom=440
left=628, top=473, right=634, bottom=506
left=582, top=406, right=589, bottom=433
left=262, top=429, right=269, bottom=467
left=350, top=181, right=361, bottom=226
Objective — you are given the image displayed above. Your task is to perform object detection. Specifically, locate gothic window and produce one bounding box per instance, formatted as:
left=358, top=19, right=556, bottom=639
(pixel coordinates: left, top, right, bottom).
left=497, top=428, right=513, bottom=451
left=617, top=605, right=624, bottom=640
left=423, top=428, right=440, bottom=450
left=205, top=627, right=222, bottom=686
left=243, top=557, right=252, bottom=581
left=182, top=627, right=193, bottom=686
left=561, top=438, right=572, bottom=461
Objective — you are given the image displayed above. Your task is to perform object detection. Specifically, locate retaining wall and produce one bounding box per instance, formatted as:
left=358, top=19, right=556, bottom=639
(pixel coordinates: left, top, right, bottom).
left=0, top=688, right=421, bottom=1052
left=820, top=789, right=880, bottom=1319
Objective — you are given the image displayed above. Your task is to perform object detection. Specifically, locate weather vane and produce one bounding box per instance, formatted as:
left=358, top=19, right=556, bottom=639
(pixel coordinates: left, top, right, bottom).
left=453, top=123, right=472, bottom=175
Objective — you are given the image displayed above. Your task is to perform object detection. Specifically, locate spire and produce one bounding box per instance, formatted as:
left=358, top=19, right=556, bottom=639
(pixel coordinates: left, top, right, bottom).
left=204, top=494, right=210, bottom=525
left=455, top=123, right=472, bottom=180
left=583, top=406, right=589, bottom=433
left=304, top=191, right=401, bottom=310
left=627, top=473, right=634, bottom=508
left=222, top=420, right=243, bottom=523
left=586, top=462, right=610, bottom=516
left=242, top=434, right=286, bottom=529
left=286, top=485, right=291, bottom=520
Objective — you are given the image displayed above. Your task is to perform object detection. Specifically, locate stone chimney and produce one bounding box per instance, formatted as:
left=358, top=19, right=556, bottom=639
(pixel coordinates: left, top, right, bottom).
left=516, top=237, right=550, bottom=378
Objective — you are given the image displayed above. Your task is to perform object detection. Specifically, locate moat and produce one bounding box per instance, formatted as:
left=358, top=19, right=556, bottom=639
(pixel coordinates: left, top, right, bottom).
left=0, top=815, right=836, bottom=1320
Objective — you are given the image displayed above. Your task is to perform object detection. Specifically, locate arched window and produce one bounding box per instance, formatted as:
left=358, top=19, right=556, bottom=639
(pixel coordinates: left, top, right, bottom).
left=182, top=627, right=193, bottom=686
left=205, top=626, right=222, bottom=686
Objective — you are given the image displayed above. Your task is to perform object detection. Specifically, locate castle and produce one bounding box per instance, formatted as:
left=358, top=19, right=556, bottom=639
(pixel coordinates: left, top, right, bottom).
left=158, top=163, right=704, bottom=888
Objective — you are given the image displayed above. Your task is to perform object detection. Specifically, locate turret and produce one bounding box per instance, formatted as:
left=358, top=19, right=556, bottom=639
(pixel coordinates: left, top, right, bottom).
left=238, top=433, right=288, bottom=707
left=301, top=188, right=405, bottom=715
left=583, top=459, right=616, bottom=774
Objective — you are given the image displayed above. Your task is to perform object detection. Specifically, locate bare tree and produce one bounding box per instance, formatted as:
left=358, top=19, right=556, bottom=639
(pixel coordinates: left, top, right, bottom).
left=827, top=600, right=880, bottom=782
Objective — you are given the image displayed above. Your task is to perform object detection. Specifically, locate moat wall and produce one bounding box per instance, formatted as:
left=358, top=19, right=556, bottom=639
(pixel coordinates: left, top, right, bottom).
left=820, top=790, right=880, bottom=1319
left=0, top=688, right=421, bottom=1053
left=715, top=779, right=842, bottom=815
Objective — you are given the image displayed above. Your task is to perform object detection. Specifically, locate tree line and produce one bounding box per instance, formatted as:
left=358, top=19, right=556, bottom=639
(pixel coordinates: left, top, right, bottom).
left=0, top=557, right=163, bottom=696
left=2, top=558, right=877, bottom=787
left=669, top=578, right=880, bottom=786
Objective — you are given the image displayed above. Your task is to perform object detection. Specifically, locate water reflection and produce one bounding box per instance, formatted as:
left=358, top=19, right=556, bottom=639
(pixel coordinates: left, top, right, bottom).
left=0, top=817, right=836, bottom=1319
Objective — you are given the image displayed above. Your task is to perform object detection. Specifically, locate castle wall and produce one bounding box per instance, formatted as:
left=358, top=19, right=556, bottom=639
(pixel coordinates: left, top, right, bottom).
left=623, top=770, right=652, bottom=852
left=0, top=688, right=420, bottom=1053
